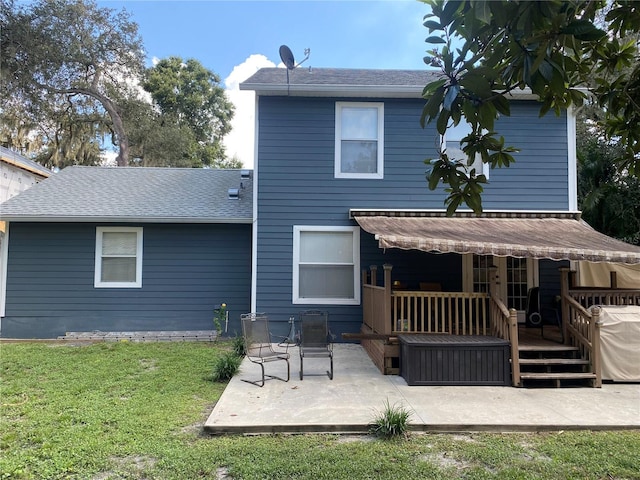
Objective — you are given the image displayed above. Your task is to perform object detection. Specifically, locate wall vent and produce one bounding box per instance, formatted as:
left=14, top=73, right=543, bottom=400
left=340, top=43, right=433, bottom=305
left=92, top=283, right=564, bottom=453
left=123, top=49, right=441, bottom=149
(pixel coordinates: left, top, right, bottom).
left=241, top=170, right=251, bottom=179
left=228, top=188, right=239, bottom=199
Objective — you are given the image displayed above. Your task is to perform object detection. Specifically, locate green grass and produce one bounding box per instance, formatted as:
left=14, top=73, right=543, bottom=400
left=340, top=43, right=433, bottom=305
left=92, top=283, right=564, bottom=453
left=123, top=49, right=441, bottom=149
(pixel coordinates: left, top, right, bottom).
left=1, top=342, right=639, bottom=479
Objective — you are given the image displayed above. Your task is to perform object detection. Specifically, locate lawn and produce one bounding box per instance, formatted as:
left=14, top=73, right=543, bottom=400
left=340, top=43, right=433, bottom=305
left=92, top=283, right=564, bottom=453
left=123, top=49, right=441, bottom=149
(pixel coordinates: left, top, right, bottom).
left=1, top=341, right=639, bottom=479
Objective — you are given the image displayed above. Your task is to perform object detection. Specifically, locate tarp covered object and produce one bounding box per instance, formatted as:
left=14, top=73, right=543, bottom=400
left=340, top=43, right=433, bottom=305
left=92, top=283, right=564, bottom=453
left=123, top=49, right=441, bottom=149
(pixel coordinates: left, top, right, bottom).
left=598, top=305, right=640, bottom=382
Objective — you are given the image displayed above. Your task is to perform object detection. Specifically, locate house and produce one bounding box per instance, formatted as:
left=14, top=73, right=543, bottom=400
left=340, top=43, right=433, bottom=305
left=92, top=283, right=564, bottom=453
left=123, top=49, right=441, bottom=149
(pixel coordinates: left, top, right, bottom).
left=239, top=67, right=640, bottom=386
left=0, top=166, right=253, bottom=338
left=0, top=146, right=52, bottom=205
left=2, top=67, right=639, bottom=387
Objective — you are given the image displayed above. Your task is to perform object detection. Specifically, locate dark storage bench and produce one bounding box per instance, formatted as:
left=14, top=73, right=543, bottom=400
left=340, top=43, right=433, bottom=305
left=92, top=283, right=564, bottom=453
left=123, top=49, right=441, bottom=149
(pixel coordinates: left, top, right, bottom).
left=399, top=334, right=511, bottom=386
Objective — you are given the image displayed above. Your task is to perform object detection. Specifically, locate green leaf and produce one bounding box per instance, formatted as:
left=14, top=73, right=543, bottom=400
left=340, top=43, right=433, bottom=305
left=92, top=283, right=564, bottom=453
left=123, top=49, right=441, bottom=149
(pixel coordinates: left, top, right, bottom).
left=561, top=20, right=607, bottom=41
left=425, top=36, right=447, bottom=45
left=423, top=20, right=442, bottom=30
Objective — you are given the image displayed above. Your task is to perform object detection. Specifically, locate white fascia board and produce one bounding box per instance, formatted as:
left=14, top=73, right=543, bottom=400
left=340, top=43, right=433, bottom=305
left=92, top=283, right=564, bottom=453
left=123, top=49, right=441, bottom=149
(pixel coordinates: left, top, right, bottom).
left=241, top=83, right=542, bottom=99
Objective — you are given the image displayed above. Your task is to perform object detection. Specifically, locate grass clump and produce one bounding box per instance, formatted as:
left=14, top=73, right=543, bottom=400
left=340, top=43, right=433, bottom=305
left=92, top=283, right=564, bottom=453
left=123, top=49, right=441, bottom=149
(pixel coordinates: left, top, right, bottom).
left=232, top=333, right=246, bottom=357
left=211, top=351, right=241, bottom=381
left=369, top=399, right=412, bottom=439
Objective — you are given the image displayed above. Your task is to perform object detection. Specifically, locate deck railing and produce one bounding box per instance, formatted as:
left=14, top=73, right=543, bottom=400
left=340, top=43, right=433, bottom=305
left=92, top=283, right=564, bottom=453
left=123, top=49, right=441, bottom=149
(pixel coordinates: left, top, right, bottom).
left=489, top=293, right=520, bottom=386
left=568, top=289, right=640, bottom=308
left=563, top=294, right=602, bottom=387
left=362, top=284, right=391, bottom=335
left=391, top=291, right=489, bottom=335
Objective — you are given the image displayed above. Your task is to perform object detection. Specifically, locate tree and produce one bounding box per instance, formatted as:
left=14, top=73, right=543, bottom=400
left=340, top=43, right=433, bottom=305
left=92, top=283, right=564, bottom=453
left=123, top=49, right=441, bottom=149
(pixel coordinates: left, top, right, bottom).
left=1, top=0, right=145, bottom=166
left=142, top=57, right=235, bottom=168
left=421, top=0, right=640, bottom=213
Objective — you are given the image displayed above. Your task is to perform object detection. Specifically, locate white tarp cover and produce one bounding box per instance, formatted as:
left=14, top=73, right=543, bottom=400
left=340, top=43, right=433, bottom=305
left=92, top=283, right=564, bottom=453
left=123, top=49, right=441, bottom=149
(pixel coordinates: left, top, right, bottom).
left=598, top=305, right=640, bottom=382
left=579, top=262, right=640, bottom=288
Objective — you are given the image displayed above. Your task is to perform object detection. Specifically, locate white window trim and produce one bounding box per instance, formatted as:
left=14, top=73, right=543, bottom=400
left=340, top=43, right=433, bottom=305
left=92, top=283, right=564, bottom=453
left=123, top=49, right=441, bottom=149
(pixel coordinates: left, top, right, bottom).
left=334, top=102, right=384, bottom=179
left=292, top=225, right=360, bottom=305
left=94, top=226, right=143, bottom=288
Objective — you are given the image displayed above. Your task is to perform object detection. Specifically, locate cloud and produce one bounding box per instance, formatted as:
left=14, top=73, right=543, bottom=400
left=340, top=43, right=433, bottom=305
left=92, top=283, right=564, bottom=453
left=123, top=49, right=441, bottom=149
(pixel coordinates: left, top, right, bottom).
left=223, top=54, right=276, bottom=169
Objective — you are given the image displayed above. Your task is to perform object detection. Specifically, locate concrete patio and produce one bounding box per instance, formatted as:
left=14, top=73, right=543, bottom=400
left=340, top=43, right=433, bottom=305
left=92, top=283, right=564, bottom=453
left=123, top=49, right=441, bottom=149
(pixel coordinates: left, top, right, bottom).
left=204, top=344, right=640, bottom=435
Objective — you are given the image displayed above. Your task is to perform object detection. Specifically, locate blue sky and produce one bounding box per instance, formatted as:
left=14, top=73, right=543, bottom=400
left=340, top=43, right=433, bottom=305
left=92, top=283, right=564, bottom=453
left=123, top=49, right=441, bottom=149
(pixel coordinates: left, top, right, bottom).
left=98, top=0, right=433, bottom=167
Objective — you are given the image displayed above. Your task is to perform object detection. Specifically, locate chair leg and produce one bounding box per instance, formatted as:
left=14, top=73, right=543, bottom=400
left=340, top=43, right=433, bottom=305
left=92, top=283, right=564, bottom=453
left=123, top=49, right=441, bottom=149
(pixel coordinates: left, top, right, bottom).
left=242, top=359, right=290, bottom=387
left=300, top=355, right=304, bottom=380
left=328, top=355, right=333, bottom=380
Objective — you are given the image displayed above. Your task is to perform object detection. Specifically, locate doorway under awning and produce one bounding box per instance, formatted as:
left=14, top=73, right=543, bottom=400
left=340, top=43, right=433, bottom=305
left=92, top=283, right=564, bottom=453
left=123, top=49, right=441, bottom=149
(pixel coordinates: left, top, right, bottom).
left=351, top=210, right=640, bottom=265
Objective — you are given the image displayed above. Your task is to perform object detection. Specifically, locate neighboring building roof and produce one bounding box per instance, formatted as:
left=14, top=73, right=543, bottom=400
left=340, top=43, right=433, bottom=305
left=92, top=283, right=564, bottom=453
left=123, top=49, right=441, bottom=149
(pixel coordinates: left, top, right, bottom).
left=0, top=166, right=253, bottom=223
left=240, top=67, right=537, bottom=99
left=0, top=146, right=52, bottom=178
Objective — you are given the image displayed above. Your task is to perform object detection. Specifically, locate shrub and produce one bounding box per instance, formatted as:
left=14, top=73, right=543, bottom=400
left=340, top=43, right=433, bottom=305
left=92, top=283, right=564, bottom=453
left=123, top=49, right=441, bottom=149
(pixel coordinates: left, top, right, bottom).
left=211, top=352, right=241, bottom=382
left=232, top=334, right=246, bottom=357
left=369, top=399, right=412, bottom=439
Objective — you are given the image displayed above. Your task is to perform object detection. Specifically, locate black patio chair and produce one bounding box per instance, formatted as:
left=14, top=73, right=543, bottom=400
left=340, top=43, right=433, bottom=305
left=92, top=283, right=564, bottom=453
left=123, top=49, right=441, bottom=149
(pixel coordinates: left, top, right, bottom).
left=298, top=310, right=334, bottom=380
left=240, top=313, right=290, bottom=387
left=525, top=287, right=563, bottom=342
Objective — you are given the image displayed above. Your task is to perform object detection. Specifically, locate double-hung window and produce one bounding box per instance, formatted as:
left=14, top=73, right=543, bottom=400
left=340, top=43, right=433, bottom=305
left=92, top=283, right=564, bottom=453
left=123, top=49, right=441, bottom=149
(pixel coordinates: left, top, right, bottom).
left=444, top=122, right=489, bottom=179
left=94, top=227, right=143, bottom=288
left=293, top=226, right=360, bottom=305
left=335, top=102, right=384, bottom=179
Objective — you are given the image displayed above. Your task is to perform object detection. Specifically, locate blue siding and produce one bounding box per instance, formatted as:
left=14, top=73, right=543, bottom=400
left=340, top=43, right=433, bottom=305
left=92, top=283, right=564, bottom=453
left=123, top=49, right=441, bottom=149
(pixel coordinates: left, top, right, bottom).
left=255, top=95, right=571, bottom=336
left=3, top=222, right=251, bottom=338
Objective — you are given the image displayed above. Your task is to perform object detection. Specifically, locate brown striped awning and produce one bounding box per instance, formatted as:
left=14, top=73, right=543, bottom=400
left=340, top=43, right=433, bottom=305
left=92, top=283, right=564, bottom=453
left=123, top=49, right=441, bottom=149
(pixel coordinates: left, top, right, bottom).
left=352, top=211, right=640, bottom=265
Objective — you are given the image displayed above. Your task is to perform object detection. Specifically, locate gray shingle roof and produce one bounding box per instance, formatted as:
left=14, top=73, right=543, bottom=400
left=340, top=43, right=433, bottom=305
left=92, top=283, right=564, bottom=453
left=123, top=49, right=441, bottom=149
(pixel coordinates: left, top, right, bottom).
left=240, top=67, right=442, bottom=98
left=0, top=166, right=253, bottom=223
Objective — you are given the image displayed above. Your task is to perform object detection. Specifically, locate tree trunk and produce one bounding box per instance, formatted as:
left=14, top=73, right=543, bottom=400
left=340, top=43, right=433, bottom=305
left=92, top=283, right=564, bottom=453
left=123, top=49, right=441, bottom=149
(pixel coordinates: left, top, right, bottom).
left=42, top=84, right=130, bottom=166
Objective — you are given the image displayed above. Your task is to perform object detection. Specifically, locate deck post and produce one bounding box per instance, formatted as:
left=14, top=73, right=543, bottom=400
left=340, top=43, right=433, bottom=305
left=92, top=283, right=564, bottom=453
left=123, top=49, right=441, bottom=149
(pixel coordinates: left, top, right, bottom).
left=590, top=306, right=603, bottom=387
left=610, top=271, right=617, bottom=289
left=509, top=308, right=520, bottom=387
left=370, top=265, right=378, bottom=286
left=382, top=264, right=393, bottom=335
left=489, top=265, right=506, bottom=305
left=559, top=267, right=571, bottom=344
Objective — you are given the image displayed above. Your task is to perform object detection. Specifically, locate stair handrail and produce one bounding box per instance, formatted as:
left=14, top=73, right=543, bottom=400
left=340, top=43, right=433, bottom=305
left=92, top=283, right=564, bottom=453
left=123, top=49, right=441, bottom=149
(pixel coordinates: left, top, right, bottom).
left=563, top=293, right=602, bottom=387
left=490, top=292, right=520, bottom=387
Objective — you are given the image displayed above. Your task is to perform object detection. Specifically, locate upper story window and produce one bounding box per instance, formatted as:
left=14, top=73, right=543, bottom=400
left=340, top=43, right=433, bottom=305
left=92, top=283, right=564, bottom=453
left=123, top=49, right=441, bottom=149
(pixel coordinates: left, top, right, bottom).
left=94, top=227, right=143, bottom=288
left=335, top=102, right=384, bottom=179
left=444, top=122, right=489, bottom=179
left=292, top=225, right=360, bottom=305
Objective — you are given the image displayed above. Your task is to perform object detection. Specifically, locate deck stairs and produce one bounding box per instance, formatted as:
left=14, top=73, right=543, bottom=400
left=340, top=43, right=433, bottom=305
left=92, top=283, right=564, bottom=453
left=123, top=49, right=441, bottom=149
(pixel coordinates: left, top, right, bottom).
left=517, top=327, right=596, bottom=387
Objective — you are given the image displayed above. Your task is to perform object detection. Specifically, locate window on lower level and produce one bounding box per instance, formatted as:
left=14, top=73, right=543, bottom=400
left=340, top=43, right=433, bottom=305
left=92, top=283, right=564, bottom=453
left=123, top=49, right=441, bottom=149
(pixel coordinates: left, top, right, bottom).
left=293, top=226, right=360, bottom=304
left=335, top=102, right=384, bottom=179
left=95, top=227, right=143, bottom=288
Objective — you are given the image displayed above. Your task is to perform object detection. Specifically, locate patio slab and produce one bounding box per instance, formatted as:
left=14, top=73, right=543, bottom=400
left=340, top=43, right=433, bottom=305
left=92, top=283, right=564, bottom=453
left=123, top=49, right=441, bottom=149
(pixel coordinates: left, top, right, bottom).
left=204, top=344, right=640, bottom=435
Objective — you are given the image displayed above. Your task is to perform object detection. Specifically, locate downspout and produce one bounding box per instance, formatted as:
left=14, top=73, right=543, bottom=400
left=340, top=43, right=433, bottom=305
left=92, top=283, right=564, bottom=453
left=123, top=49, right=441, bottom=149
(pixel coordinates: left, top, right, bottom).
left=567, top=106, right=578, bottom=211
left=250, top=95, right=259, bottom=313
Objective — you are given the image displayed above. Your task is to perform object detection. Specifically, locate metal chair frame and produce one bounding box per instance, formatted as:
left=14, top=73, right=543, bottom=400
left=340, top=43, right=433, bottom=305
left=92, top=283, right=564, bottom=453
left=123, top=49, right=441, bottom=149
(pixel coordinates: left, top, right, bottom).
left=298, top=310, right=334, bottom=380
left=240, top=313, right=290, bottom=387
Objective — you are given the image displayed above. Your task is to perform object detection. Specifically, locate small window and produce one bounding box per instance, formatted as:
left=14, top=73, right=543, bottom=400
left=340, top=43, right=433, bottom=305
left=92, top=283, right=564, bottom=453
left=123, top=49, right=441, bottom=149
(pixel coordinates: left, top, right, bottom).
left=335, top=102, right=384, bottom=179
left=444, top=122, right=489, bottom=179
left=293, top=226, right=360, bottom=305
left=95, top=227, right=143, bottom=288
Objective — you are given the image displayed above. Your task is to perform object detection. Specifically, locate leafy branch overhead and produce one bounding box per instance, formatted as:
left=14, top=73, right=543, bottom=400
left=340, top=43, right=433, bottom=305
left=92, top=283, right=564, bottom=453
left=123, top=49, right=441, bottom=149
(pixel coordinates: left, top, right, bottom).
left=421, top=0, right=640, bottom=213
left=0, top=0, right=236, bottom=169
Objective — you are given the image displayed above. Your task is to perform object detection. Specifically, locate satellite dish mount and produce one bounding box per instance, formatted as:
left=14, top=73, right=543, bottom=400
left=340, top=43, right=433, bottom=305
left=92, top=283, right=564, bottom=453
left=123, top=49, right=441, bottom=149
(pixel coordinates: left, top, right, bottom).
left=279, top=45, right=310, bottom=94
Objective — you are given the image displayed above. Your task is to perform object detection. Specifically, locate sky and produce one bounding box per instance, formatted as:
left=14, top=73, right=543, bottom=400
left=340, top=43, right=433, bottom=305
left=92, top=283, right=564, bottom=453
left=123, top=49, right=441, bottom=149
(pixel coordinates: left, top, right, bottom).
left=98, top=1, right=433, bottom=168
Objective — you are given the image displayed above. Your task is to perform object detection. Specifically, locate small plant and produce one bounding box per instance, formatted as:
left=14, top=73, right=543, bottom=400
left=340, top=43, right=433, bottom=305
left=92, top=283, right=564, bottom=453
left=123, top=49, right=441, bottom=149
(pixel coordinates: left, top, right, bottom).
left=213, top=303, right=227, bottom=335
left=232, top=333, right=246, bottom=357
left=211, top=351, right=241, bottom=382
left=369, top=399, right=412, bottom=439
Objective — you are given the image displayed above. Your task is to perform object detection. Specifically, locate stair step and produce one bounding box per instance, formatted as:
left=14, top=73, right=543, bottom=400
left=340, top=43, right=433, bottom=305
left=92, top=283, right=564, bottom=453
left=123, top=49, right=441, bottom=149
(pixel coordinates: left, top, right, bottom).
left=519, top=372, right=596, bottom=380
left=519, top=358, right=589, bottom=366
left=518, top=345, right=579, bottom=352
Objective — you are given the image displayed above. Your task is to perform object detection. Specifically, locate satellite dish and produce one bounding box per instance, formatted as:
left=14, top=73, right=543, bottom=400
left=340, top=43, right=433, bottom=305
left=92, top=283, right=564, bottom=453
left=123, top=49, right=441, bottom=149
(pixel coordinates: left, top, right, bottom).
left=279, top=45, right=311, bottom=95
left=279, top=45, right=296, bottom=70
